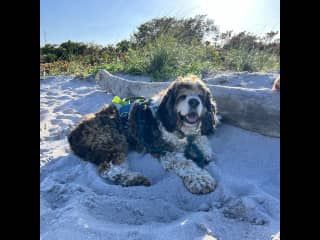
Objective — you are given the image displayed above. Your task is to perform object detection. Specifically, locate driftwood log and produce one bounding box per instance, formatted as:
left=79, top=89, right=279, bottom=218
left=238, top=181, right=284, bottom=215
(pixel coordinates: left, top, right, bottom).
left=95, top=70, right=280, bottom=138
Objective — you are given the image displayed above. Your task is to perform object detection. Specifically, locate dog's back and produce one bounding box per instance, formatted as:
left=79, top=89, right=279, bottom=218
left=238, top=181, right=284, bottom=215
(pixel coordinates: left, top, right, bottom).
left=68, top=104, right=128, bottom=165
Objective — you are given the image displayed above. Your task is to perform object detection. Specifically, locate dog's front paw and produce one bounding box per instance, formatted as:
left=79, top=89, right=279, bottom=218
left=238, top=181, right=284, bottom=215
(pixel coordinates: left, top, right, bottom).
left=182, top=173, right=217, bottom=194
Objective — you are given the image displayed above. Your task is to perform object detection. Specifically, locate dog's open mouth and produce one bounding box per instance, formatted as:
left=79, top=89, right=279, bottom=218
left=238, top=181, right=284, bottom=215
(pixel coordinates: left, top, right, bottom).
left=181, top=112, right=200, bottom=125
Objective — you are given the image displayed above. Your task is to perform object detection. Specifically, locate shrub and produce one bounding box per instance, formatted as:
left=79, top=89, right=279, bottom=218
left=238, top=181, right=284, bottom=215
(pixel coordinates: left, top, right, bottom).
left=127, top=35, right=218, bottom=81
left=220, top=48, right=279, bottom=72
left=123, top=48, right=148, bottom=74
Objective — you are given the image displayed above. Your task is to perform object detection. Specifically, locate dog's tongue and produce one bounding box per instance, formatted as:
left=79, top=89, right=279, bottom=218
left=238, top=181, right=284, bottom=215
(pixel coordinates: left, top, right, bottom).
left=186, top=113, right=198, bottom=123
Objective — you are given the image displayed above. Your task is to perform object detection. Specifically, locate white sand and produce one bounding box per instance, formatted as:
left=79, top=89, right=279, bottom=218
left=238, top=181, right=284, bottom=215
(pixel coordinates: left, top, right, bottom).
left=40, top=75, right=279, bottom=240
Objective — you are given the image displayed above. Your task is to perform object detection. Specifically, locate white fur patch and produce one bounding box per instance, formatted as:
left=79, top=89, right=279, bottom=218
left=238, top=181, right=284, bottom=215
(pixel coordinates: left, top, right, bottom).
left=176, top=95, right=203, bottom=117
left=159, top=122, right=215, bottom=162
left=100, top=161, right=129, bottom=179
left=180, top=124, right=201, bottom=136
left=159, top=123, right=187, bottom=152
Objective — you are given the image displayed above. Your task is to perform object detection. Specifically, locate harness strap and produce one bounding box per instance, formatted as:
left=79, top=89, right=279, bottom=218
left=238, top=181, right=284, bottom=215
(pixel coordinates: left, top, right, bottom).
left=184, top=135, right=207, bottom=168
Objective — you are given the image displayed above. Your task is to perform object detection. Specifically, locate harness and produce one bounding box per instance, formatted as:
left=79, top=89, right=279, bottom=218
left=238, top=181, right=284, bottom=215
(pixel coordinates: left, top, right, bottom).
left=112, top=96, right=165, bottom=154
left=113, top=96, right=145, bottom=129
left=112, top=96, right=158, bottom=131
left=112, top=96, right=209, bottom=168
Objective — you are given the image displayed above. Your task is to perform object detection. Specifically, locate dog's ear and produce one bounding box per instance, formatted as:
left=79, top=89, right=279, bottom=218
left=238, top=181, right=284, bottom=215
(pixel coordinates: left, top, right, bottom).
left=157, top=84, right=177, bottom=132
left=201, top=89, right=218, bottom=135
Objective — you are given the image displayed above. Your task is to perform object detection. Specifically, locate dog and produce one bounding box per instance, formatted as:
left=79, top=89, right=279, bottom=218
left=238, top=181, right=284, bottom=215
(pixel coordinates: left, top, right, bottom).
left=68, top=75, right=219, bottom=194
left=272, top=76, right=280, bottom=91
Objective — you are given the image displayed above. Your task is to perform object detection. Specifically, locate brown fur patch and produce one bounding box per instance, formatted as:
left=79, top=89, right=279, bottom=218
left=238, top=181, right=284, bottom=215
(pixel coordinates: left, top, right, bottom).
left=68, top=104, right=128, bottom=165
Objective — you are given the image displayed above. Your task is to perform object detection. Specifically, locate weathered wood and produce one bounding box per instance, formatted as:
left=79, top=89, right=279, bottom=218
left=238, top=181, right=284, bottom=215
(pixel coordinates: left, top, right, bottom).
left=95, top=70, right=280, bottom=137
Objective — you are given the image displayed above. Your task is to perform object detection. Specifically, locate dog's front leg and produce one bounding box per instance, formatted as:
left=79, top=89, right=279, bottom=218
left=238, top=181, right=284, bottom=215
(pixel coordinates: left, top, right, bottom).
left=159, top=152, right=217, bottom=194
left=98, top=161, right=151, bottom=187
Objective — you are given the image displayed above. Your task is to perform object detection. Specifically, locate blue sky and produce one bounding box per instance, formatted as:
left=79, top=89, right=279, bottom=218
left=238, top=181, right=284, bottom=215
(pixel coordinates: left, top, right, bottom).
left=40, top=0, right=280, bottom=46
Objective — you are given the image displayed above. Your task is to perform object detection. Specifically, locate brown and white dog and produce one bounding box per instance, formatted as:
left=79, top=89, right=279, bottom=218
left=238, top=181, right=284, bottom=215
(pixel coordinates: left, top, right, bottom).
left=272, top=76, right=280, bottom=91
left=68, top=75, right=218, bottom=194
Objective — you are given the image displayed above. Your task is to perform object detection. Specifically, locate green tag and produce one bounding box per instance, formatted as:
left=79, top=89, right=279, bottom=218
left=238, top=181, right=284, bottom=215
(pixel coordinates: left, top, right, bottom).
left=112, top=96, right=147, bottom=105
left=112, top=96, right=125, bottom=105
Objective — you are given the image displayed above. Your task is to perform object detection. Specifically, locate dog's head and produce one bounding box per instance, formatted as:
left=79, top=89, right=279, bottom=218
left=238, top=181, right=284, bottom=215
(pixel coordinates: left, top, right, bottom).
left=157, top=75, right=218, bottom=135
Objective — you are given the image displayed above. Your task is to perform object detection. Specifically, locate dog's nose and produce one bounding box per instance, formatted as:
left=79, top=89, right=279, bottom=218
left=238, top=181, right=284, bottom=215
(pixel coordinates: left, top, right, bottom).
left=188, top=98, right=200, bottom=108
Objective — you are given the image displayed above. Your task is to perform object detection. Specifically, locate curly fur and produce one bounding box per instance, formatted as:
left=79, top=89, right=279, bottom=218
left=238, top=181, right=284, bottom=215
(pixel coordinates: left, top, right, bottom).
left=201, top=89, right=218, bottom=135
left=68, top=75, right=219, bottom=194
left=68, top=104, right=128, bottom=166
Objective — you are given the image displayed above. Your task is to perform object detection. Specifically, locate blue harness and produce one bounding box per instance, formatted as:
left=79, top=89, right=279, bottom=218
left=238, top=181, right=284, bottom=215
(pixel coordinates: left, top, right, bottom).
left=115, top=96, right=158, bottom=131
